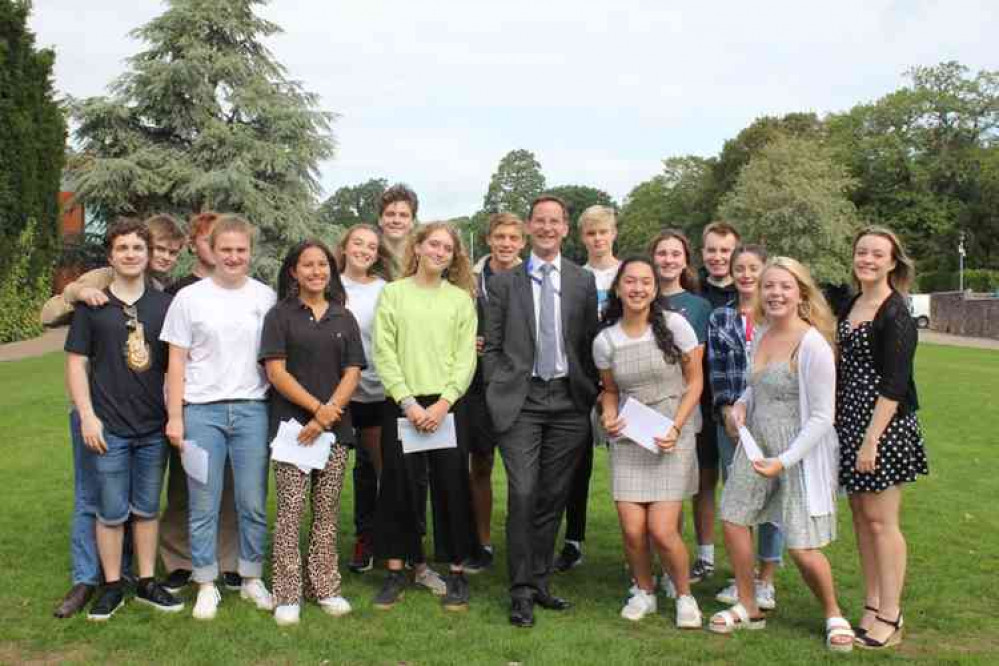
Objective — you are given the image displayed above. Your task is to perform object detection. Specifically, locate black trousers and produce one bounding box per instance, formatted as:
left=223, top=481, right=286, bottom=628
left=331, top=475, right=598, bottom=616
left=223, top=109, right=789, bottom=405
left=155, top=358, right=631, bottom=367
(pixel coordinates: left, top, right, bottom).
left=562, top=442, right=593, bottom=543
left=373, top=396, right=472, bottom=565
left=498, top=378, right=591, bottom=597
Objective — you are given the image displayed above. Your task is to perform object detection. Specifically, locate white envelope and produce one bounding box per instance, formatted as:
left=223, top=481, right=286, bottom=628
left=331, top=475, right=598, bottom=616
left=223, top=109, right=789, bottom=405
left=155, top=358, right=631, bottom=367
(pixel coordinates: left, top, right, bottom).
left=618, top=397, right=675, bottom=455
left=398, top=414, right=457, bottom=454
left=181, top=440, right=209, bottom=485
left=738, top=425, right=765, bottom=462
left=270, top=418, right=335, bottom=473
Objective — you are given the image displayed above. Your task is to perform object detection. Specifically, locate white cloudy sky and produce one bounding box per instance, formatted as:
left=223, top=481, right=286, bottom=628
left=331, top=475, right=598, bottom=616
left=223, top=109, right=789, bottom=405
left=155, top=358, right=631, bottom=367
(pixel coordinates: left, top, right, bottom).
left=29, top=0, right=999, bottom=220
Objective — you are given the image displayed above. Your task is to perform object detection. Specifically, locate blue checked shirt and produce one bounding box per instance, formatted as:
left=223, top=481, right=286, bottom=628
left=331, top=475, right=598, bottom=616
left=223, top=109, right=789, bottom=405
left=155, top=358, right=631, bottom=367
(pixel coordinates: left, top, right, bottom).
left=707, top=306, right=750, bottom=413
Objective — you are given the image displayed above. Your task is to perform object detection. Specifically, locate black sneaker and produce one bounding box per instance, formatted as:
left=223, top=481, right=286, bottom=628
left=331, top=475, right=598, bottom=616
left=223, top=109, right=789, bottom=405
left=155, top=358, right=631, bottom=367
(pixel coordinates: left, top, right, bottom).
left=689, top=558, right=715, bottom=583
left=442, top=572, right=470, bottom=611
left=553, top=542, right=583, bottom=572
left=135, top=579, right=184, bottom=613
left=87, top=584, right=126, bottom=622
left=373, top=570, right=407, bottom=610
left=163, top=568, right=192, bottom=594
left=463, top=546, right=494, bottom=574
left=222, top=571, right=242, bottom=591
left=347, top=536, right=373, bottom=574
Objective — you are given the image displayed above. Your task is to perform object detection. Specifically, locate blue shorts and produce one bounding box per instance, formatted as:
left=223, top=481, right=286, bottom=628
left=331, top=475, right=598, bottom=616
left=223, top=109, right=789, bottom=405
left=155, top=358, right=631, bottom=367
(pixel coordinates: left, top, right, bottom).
left=93, top=431, right=168, bottom=526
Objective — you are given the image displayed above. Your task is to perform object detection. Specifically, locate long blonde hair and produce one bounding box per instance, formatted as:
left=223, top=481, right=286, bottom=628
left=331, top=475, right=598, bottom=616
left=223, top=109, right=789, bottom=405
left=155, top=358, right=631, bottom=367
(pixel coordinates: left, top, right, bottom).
left=755, top=256, right=836, bottom=348
left=402, top=222, right=475, bottom=296
left=336, top=223, right=396, bottom=282
left=852, top=225, right=916, bottom=294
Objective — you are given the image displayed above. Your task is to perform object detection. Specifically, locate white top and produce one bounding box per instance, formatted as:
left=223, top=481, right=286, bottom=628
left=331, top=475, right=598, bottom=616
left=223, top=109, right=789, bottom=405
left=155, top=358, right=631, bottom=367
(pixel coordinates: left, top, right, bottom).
left=583, top=262, right=620, bottom=315
left=342, top=274, right=387, bottom=403
left=738, top=326, right=839, bottom=517
left=160, top=277, right=276, bottom=403
left=528, top=252, right=567, bottom=378
left=592, top=312, right=698, bottom=370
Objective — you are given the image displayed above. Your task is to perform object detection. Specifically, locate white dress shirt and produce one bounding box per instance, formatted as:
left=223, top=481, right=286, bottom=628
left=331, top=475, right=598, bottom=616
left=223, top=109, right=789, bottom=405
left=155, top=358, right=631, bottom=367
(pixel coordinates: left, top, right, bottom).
left=528, top=252, right=568, bottom=378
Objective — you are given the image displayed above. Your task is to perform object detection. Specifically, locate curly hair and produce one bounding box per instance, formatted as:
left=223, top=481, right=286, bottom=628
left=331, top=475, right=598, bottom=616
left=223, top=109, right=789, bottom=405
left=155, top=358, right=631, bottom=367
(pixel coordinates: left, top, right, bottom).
left=337, top=223, right=396, bottom=282
left=379, top=183, right=419, bottom=219
left=755, top=256, right=836, bottom=348
left=277, top=239, right=346, bottom=307
left=401, top=222, right=475, bottom=296
left=600, top=256, right=683, bottom=365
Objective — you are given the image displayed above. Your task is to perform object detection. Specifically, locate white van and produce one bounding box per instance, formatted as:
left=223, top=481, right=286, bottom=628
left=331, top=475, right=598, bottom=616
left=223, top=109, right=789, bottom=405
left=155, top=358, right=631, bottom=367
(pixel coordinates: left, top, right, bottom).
left=907, top=294, right=931, bottom=329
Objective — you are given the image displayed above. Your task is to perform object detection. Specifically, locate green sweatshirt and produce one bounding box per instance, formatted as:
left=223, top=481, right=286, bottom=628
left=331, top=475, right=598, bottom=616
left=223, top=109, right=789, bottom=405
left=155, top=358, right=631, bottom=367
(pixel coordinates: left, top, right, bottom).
left=373, top=277, right=477, bottom=405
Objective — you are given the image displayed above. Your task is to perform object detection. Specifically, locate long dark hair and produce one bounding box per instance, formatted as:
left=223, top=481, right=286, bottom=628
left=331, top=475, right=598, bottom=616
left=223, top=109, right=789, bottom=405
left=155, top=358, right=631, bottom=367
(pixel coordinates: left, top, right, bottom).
left=648, top=229, right=700, bottom=292
left=277, top=239, right=347, bottom=306
left=601, top=256, right=683, bottom=364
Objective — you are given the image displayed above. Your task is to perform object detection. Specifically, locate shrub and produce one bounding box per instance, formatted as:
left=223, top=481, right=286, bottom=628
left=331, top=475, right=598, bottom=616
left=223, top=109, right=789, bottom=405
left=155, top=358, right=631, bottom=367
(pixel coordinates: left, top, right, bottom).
left=918, top=269, right=999, bottom=293
left=0, top=220, right=51, bottom=343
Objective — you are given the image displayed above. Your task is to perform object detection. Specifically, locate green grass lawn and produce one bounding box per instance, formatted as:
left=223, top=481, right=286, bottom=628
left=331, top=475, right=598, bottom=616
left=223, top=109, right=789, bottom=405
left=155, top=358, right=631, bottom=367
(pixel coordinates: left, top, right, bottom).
left=1, top=344, right=996, bottom=665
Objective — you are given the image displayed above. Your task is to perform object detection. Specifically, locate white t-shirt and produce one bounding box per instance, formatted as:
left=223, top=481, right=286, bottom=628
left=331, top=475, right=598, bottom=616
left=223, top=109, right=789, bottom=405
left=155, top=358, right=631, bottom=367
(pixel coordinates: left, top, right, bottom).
left=160, top=277, right=276, bottom=403
left=584, top=262, right=620, bottom=315
left=593, top=312, right=698, bottom=370
left=342, top=274, right=387, bottom=403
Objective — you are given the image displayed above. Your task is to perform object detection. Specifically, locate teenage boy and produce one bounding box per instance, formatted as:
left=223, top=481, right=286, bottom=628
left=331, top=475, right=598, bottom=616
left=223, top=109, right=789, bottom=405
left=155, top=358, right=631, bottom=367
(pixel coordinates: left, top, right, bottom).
left=462, top=213, right=526, bottom=572
left=689, top=221, right=740, bottom=584
left=484, top=195, right=600, bottom=628
left=158, top=212, right=243, bottom=595
left=64, top=218, right=182, bottom=621
left=554, top=205, right=620, bottom=571
left=51, top=214, right=184, bottom=619
left=377, top=183, right=418, bottom=275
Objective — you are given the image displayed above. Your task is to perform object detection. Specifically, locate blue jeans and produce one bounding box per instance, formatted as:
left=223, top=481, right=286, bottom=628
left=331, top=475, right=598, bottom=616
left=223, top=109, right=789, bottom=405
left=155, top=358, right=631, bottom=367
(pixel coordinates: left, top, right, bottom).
left=717, top=424, right=784, bottom=564
left=184, top=401, right=269, bottom=583
left=69, top=411, right=100, bottom=586
left=92, top=431, right=167, bottom=525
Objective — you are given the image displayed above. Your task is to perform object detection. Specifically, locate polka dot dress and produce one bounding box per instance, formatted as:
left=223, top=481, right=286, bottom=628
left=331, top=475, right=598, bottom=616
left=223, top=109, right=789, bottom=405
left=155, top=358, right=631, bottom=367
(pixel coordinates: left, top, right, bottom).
left=836, top=320, right=928, bottom=493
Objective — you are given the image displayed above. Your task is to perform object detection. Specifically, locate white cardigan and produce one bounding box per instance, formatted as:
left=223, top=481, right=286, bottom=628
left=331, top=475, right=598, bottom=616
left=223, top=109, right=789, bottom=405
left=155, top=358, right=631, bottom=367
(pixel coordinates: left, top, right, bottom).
left=738, top=327, right=839, bottom=518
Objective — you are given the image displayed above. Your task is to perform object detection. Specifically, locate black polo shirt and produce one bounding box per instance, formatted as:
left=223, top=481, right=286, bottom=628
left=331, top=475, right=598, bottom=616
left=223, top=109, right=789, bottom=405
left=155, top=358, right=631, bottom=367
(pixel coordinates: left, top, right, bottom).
left=259, top=298, right=367, bottom=445
left=64, top=288, right=172, bottom=437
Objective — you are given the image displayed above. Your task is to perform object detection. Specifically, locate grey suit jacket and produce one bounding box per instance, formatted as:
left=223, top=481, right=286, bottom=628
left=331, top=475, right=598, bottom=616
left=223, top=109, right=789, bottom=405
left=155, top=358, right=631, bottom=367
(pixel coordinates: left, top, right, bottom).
left=482, top=258, right=600, bottom=433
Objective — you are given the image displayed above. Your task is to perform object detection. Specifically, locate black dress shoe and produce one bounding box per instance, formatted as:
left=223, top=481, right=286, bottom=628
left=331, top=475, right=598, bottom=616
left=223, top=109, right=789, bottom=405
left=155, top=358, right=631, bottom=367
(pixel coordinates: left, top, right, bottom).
left=54, top=583, right=95, bottom=618
left=509, top=596, right=535, bottom=628
left=534, top=590, right=571, bottom=611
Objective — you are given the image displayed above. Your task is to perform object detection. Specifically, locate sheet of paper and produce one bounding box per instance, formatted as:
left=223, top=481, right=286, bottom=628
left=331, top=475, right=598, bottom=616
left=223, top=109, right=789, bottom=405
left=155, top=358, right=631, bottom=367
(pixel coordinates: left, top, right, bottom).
left=181, top=440, right=209, bottom=485
left=738, top=425, right=765, bottom=462
left=398, top=414, right=457, bottom=454
left=270, top=418, right=335, bottom=473
left=618, top=397, right=675, bottom=455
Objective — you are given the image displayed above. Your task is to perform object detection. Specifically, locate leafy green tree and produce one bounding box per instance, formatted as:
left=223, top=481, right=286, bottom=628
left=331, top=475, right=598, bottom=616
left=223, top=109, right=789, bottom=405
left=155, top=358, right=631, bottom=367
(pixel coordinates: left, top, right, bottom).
left=67, top=0, right=336, bottom=280
left=0, top=0, right=66, bottom=342
left=317, top=178, right=387, bottom=228
left=617, top=156, right=714, bottom=256
left=482, top=149, right=546, bottom=218
left=718, top=136, right=860, bottom=284
left=545, top=184, right=616, bottom=264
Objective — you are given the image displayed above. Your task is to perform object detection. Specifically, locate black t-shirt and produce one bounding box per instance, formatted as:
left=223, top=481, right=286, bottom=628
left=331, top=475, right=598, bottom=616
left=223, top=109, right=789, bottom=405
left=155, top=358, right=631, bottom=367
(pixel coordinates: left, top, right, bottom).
left=259, top=299, right=367, bottom=445
left=165, top=273, right=203, bottom=296
left=64, top=288, right=173, bottom=437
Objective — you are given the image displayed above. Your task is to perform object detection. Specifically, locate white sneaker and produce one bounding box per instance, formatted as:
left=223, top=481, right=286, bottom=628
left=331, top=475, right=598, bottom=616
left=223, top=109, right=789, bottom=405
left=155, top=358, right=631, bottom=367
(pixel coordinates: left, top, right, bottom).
left=675, top=594, right=703, bottom=629
left=414, top=566, right=446, bottom=597
left=621, top=588, right=657, bottom=621
left=193, top=585, right=221, bottom=620
left=660, top=573, right=677, bottom=599
left=715, top=579, right=777, bottom=610
left=240, top=578, right=275, bottom=611
left=318, top=595, right=352, bottom=617
left=274, top=603, right=300, bottom=626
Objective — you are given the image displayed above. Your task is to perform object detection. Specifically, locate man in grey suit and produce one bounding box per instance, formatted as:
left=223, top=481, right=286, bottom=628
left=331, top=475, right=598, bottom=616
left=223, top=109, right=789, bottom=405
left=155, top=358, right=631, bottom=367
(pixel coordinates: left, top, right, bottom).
left=483, top=195, right=600, bottom=627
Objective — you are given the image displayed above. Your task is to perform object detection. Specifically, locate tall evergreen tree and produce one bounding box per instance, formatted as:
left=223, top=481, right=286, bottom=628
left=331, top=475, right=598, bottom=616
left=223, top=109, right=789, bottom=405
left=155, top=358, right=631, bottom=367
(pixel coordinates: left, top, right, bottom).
left=0, top=0, right=66, bottom=342
left=67, top=0, right=336, bottom=280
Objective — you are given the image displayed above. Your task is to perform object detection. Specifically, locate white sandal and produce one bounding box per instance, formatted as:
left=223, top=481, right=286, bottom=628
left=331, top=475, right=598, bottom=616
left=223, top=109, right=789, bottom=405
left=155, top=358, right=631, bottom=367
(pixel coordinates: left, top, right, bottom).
left=825, top=616, right=856, bottom=653
left=707, top=603, right=766, bottom=634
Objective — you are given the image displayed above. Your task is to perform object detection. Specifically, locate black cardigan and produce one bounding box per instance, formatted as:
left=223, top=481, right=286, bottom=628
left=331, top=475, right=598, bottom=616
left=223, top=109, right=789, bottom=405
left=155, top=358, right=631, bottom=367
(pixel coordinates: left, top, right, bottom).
left=842, top=290, right=920, bottom=414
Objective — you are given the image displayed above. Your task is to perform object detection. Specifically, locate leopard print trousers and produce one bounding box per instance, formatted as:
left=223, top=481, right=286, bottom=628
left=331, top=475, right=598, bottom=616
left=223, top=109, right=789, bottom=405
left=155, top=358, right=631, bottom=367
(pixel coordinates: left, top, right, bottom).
left=271, top=444, right=349, bottom=606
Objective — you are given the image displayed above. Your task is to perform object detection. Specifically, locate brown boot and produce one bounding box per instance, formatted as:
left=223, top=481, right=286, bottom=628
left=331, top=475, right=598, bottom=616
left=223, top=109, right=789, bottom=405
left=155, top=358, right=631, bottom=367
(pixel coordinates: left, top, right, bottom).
left=53, top=583, right=95, bottom=618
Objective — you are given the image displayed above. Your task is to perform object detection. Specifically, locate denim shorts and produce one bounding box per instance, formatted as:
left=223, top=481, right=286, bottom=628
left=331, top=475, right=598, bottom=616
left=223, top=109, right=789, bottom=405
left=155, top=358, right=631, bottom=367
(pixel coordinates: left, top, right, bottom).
left=93, top=430, right=168, bottom=525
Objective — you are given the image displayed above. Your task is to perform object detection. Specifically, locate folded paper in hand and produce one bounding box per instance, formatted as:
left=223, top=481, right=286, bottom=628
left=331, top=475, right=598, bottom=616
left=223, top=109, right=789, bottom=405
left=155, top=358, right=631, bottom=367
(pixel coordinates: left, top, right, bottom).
left=618, top=397, right=674, bottom=454
left=181, top=440, right=209, bottom=484
left=270, top=419, right=335, bottom=474
left=398, top=414, right=457, bottom=454
left=738, top=425, right=765, bottom=462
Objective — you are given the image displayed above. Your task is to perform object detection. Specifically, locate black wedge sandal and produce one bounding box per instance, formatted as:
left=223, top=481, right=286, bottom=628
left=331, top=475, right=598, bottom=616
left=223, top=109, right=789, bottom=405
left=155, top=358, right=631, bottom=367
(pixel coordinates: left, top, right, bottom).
left=854, top=604, right=878, bottom=638
left=855, top=613, right=904, bottom=650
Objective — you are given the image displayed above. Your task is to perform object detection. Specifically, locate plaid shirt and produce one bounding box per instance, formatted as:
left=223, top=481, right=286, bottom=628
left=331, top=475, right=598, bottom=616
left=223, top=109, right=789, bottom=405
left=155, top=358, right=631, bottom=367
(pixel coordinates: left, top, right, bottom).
left=707, top=306, right=749, bottom=412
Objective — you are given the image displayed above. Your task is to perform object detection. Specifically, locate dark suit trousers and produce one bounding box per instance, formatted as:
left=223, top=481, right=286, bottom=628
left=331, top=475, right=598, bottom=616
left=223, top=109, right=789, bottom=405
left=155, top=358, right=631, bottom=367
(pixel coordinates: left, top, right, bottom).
left=498, top=378, right=591, bottom=597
